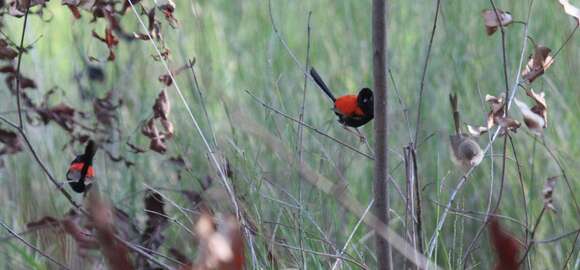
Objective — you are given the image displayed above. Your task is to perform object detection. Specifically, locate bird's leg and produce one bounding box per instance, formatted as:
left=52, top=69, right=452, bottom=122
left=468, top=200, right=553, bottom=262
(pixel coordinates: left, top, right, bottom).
left=341, top=125, right=366, bottom=143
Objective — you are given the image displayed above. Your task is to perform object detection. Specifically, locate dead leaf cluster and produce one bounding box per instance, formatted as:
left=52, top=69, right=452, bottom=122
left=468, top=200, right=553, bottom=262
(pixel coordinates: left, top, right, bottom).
left=141, top=89, right=174, bottom=153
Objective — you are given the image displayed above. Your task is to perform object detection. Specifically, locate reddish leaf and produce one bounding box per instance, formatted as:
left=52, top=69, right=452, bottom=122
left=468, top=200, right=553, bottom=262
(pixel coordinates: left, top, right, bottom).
left=92, top=28, right=119, bottom=62
left=66, top=4, right=81, bottom=19
left=489, top=218, right=520, bottom=270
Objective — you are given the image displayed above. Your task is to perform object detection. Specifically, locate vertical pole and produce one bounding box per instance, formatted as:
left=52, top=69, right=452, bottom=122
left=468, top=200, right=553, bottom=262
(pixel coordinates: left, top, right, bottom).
left=372, top=0, right=391, bottom=269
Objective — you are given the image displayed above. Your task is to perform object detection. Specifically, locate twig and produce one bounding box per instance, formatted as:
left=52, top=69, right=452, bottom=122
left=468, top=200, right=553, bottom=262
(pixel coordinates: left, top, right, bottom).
left=0, top=220, right=71, bottom=270
left=296, top=12, right=312, bottom=269
left=246, top=90, right=375, bottom=160
left=414, top=0, right=441, bottom=144
left=561, top=230, right=579, bottom=270
left=489, top=0, right=510, bottom=107
left=14, top=1, right=31, bottom=129
left=508, top=136, right=529, bottom=243
left=331, top=199, right=374, bottom=270
left=533, top=228, right=580, bottom=244
left=518, top=207, right=546, bottom=265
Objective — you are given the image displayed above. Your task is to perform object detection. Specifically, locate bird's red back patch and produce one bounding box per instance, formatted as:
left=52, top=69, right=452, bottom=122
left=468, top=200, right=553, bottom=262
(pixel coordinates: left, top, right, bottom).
left=334, top=95, right=364, bottom=117
left=66, top=162, right=95, bottom=182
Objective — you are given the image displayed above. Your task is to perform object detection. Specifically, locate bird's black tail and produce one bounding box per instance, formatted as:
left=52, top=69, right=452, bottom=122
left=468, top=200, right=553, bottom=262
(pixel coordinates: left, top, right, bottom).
left=310, top=68, right=336, bottom=102
left=449, top=94, right=460, bottom=134
left=80, top=140, right=97, bottom=183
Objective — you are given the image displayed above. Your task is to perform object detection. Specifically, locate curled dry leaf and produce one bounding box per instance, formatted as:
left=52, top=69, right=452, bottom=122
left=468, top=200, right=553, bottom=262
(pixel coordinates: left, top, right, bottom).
left=142, top=90, right=174, bottom=153
left=543, top=176, right=558, bottom=212
left=468, top=94, right=520, bottom=136
left=481, top=8, right=513, bottom=35
left=0, top=128, right=23, bottom=155
left=160, top=118, right=174, bottom=138
left=0, top=39, right=18, bottom=60
left=153, top=89, right=170, bottom=119
left=522, top=46, right=553, bottom=83
left=514, top=89, right=547, bottom=136
left=489, top=218, right=520, bottom=270
left=557, top=0, right=580, bottom=23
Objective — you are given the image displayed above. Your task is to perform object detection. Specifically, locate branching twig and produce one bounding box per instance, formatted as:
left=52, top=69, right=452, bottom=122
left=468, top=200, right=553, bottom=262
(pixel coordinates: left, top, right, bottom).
left=0, top=220, right=71, bottom=270
left=14, top=1, right=31, bottom=129
left=414, top=0, right=441, bottom=144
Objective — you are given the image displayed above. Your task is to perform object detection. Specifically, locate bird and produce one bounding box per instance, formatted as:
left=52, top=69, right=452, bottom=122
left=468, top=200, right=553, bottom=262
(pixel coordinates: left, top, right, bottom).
left=67, top=140, right=97, bottom=193
left=310, top=68, right=374, bottom=129
left=449, top=94, right=483, bottom=171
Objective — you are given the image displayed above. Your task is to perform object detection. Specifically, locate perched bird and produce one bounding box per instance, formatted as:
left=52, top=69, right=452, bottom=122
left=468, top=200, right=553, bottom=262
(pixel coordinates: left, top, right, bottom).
left=310, top=68, right=374, bottom=128
left=67, top=140, right=97, bottom=193
left=449, top=94, right=483, bottom=170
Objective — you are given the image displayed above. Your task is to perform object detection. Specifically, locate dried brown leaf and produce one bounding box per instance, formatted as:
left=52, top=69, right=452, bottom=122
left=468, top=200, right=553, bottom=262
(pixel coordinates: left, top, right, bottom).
left=153, top=89, right=171, bottom=119
left=522, top=46, right=553, bottom=83
left=481, top=9, right=513, bottom=35
left=0, top=128, right=23, bottom=155
left=150, top=137, right=167, bottom=153
left=141, top=118, right=158, bottom=138
left=543, top=176, right=558, bottom=212
left=514, top=89, right=547, bottom=136
left=0, top=40, right=18, bottom=60
left=160, top=118, right=174, bottom=137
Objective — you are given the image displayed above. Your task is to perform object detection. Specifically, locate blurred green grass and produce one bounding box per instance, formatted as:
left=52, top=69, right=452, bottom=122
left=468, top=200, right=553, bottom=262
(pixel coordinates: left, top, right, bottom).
left=0, top=0, right=579, bottom=269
